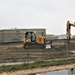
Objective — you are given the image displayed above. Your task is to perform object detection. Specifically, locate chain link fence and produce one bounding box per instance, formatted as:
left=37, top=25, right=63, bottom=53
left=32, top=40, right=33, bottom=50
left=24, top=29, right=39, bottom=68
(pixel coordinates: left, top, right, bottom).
left=0, top=39, right=75, bottom=64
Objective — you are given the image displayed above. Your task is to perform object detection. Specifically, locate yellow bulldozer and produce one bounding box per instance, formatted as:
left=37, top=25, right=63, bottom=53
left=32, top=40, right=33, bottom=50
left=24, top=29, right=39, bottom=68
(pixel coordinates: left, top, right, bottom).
left=23, top=31, right=46, bottom=49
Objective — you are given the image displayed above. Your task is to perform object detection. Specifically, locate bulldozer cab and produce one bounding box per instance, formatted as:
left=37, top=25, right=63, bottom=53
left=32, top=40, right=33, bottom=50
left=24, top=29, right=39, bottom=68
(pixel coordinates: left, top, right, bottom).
left=25, top=32, right=36, bottom=42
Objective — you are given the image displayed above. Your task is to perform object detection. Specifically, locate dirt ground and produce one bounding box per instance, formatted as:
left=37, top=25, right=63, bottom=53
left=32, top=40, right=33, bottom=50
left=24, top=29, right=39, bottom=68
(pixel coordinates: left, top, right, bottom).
left=0, top=40, right=75, bottom=75
left=0, top=40, right=75, bottom=63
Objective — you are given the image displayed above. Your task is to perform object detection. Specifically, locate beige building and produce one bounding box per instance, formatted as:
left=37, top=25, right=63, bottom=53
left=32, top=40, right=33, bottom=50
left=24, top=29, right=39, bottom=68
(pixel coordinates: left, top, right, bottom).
left=0, top=29, right=46, bottom=43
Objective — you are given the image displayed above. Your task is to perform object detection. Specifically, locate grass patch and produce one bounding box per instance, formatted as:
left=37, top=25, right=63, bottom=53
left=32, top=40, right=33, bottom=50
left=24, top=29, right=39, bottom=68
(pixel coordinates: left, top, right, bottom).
left=0, top=58, right=75, bottom=73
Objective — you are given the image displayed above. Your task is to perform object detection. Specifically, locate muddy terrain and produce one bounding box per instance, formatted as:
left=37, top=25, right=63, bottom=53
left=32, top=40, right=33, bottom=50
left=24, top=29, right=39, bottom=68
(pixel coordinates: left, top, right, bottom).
left=0, top=40, right=75, bottom=63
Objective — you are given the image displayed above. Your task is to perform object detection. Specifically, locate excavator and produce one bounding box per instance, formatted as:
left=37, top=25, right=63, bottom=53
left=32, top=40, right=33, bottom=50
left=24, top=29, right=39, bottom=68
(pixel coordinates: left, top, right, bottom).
left=23, top=31, right=46, bottom=49
left=66, top=20, right=75, bottom=40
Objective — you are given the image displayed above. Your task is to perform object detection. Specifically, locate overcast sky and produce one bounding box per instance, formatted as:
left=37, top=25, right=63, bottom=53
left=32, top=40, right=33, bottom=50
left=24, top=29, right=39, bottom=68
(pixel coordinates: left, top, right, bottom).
left=0, top=0, right=75, bottom=35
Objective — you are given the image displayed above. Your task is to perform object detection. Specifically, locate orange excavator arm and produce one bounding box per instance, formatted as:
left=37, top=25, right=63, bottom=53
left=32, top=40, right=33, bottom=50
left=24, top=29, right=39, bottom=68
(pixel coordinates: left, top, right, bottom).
left=66, top=20, right=75, bottom=39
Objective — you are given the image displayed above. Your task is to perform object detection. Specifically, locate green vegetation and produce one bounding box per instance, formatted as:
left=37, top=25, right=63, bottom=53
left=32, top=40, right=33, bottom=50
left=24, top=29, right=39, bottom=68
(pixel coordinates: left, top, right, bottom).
left=0, top=58, right=75, bottom=73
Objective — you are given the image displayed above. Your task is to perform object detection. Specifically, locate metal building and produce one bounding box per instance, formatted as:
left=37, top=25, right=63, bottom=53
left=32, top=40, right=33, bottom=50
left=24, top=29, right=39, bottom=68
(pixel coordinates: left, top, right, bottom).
left=0, top=29, right=46, bottom=43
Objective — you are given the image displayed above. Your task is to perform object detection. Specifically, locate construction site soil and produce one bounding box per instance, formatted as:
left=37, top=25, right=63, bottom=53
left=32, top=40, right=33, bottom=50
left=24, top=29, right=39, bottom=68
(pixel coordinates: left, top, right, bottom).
left=0, top=40, right=75, bottom=63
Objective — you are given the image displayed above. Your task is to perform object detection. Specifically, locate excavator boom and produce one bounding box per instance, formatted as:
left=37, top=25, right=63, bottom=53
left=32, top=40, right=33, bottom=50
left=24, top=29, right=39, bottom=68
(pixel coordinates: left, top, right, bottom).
left=66, top=20, right=75, bottom=39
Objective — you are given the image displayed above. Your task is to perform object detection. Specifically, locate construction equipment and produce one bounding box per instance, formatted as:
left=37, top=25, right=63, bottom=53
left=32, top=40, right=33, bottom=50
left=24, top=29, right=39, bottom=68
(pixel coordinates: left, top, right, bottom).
left=66, top=20, right=75, bottom=40
left=23, top=31, right=46, bottom=49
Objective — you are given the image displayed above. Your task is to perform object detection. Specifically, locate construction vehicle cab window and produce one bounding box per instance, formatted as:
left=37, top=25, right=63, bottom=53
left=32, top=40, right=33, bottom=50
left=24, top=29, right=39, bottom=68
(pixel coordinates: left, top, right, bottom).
left=23, top=31, right=46, bottom=49
left=25, top=32, right=36, bottom=42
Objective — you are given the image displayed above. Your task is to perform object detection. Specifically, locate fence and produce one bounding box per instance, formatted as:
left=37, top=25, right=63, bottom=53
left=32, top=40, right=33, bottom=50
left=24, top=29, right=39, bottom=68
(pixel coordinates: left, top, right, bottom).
left=0, top=39, right=75, bottom=64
